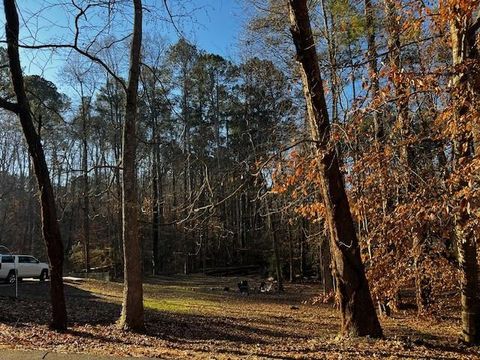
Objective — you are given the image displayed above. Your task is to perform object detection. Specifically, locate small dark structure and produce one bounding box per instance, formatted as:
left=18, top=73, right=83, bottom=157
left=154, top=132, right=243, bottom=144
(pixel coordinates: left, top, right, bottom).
left=237, top=280, right=249, bottom=295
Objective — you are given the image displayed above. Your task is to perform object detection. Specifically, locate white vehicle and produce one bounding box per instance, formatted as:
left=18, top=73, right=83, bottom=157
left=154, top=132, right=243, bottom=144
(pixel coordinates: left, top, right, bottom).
left=0, top=254, right=49, bottom=284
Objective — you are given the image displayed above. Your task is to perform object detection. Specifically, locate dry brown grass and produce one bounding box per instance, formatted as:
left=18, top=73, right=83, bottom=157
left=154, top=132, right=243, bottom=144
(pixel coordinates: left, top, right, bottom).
left=0, top=275, right=477, bottom=359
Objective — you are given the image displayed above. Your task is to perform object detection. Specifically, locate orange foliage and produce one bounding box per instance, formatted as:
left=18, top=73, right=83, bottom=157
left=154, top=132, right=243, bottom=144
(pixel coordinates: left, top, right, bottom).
left=272, top=0, right=480, bottom=314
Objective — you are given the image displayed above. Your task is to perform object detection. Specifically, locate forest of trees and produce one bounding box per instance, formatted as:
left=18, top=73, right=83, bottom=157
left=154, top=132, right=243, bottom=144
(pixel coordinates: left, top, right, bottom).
left=1, top=0, right=480, bottom=347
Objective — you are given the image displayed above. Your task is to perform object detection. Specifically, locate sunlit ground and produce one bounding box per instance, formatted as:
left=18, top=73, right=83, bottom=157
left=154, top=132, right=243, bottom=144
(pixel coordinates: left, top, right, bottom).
left=0, top=275, right=477, bottom=359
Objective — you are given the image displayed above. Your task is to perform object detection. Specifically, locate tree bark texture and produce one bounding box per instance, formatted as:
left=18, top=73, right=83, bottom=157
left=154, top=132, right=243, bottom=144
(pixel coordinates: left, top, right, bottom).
left=450, top=6, right=480, bottom=344
left=3, top=0, right=67, bottom=330
left=119, top=0, right=144, bottom=331
left=287, top=0, right=382, bottom=338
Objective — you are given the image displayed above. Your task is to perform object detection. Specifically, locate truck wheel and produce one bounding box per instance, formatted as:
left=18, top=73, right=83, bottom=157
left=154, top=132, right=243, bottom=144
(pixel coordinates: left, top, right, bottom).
left=39, top=270, right=48, bottom=282
left=6, top=271, right=16, bottom=284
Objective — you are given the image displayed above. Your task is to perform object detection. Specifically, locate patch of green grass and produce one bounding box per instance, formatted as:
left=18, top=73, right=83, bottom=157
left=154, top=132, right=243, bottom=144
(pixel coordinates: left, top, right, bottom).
left=143, top=297, right=217, bottom=314
left=144, top=284, right=197, bottom=295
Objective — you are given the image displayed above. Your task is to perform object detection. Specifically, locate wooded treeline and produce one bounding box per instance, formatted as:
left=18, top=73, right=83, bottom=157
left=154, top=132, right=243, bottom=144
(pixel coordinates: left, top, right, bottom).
left=1, top=0, right=480, bottom=344
left=0, top=39, right=305, bottom=277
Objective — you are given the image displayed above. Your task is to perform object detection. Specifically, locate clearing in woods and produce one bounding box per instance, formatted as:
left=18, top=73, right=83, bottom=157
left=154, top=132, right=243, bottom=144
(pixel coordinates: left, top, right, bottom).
left=0, top=275, right=477, bottom=359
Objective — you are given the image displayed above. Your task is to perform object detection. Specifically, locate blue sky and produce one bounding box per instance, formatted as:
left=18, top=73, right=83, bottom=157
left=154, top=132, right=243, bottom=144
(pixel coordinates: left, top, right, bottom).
left=2, top=0, right=247, bottom=93
left=180, top=0, right=246, bottom=60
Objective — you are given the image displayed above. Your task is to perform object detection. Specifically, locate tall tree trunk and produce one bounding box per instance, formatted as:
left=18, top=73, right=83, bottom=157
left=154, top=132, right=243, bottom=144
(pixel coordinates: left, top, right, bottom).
left=81, top=96, right=90, bottom=274
left=27, top=156, right=35, bottom=253
left=319, top=0, right=339, bottom=125
left=384, top=0, right=429, bottom=314
left=450, top=5, right=480, bottom=344
left=152, top=148, right=160, bottom=275
left=287, top=0, right=382, bottom=338
left=114, top=162, right=122, bottom=278
left=266, top=199, right=283, bottom=292
left=364, top=0, right=383, bottom=143
left=384, top=0, right=413, bottom=185
left=320, top=236, right=334, bottom=294
left=119, top=0, right=144, bottom=331
left=288, top=224, right=294, bottom=282
left=413, top=229, right=431, bottom=314
left=3, top=0, right=67, bottom=330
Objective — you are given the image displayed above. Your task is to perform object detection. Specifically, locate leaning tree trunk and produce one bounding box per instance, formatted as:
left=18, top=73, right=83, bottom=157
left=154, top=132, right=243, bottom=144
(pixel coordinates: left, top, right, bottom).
left=287, top=0, right=382, bottom=338
left=3, top=0, right=67, bottom=330
left=119, top=0, right=144, bottom=331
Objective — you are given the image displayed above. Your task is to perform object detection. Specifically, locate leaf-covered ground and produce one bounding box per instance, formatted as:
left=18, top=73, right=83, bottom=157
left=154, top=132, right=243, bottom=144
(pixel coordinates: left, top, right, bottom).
left=0, top=275, right=478, bottom=359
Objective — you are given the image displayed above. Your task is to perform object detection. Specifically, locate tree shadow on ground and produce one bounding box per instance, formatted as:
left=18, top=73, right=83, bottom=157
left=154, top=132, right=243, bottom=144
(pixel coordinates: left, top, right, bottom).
left=0, top=281, right=120, bottom=326
left=0, top=280, right=478, bottom=359
left=0, top=280, right=325, bottom=346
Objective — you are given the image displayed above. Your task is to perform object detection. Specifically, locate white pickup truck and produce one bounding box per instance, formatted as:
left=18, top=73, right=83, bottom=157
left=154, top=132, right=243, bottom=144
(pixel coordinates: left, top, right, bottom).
left=0, top=254, right=49, bottom=283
